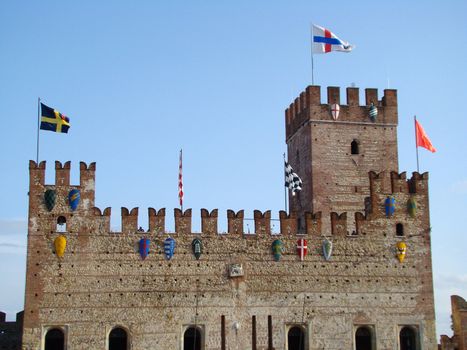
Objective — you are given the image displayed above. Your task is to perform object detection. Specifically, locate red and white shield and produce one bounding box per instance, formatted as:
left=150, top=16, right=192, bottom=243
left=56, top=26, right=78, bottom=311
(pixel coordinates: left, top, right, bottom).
left=330, top=103, right=340, bottom=120
left=297, top=238, right=308, bottom=261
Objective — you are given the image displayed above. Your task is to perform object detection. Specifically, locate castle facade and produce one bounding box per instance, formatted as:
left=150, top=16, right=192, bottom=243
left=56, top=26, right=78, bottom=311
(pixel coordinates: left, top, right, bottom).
left=22, top=86, right=437, bottom=350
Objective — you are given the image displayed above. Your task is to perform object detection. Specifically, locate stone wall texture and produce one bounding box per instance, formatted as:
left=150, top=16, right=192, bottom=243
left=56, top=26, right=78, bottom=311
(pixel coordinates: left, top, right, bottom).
left=22, top=86, right=437, bottom=350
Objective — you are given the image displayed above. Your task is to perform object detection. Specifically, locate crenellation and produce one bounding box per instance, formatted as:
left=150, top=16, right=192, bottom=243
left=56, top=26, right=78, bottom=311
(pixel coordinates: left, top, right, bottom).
left=55, top=160, right=71, bottom=187
left=346, top=87, right=359, bottom=106
left=174, top=208, right=192, bottom=234
left=331, top=212, right=348, bottom=236
left=227, top=209, right=244, bottom=234
left=121, top=207, right=139, bottom=233
left=201, top=208, right=218, bottom=234
left=391, top=171, right=408, bottom=193
left=305, top=211, right=322, bottom=235
left=279, top=210, right=297, bottom=235
left=327, top=86, right=340, bottom=104
left=148, top=208, right=165, bottom=234
left=253, top=210, right=271, bottom=235
left=365, top=88, right=378, bottom=106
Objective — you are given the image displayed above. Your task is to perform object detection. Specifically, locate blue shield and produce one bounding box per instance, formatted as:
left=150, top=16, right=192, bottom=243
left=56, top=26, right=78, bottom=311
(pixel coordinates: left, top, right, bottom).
left=68, top=189, right=80, bottom=211
left=384, top=196, right=396, bottom=217
left=139, top=238, right=150, bottom=260
left=164, top=237, right=176, bottom=260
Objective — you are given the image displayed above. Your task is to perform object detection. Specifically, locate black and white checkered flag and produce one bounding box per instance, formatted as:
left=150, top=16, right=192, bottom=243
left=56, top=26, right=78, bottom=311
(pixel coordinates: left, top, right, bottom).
left=284, top=161, right=302, bottom=195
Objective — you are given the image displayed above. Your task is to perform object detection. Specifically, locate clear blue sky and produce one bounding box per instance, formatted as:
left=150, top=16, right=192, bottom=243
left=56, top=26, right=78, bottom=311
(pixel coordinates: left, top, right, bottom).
left=1, top=0, right=466, bottom=340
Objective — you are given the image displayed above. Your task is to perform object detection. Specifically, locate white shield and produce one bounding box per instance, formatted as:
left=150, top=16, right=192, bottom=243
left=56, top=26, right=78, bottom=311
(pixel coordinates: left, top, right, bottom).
left=330, top=103, right=340, bottom=120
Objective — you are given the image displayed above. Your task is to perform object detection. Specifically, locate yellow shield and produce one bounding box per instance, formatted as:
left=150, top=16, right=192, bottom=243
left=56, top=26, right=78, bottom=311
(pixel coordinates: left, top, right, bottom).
left=396, top=241, right=406, bottom=263
left=54, top=235, right=67, bottom=258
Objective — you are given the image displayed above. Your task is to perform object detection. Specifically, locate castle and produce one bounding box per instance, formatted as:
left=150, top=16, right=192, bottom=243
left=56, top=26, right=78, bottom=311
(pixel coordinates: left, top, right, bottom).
left=20, top=85, right=437, bottom=349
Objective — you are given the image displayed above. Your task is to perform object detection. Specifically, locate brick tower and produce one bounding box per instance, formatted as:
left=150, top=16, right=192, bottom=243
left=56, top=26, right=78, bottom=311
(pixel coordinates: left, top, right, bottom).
left=285, top=86, right=398, bottom=232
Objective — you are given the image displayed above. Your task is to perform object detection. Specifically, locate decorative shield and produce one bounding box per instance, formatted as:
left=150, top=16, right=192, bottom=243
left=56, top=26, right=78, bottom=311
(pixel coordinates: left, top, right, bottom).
left=296, top=238, right=308, bottom=261
left=369, top=103, right=378, bottom=121
left=44, top=189, right=56, bottom=211
left=54, top=235, right=67, bottom=258
left=271, top=239, right=284, bottom=262
left=396, top=241, right=407, bottom=263
left=139, top=238, right=150, bottom=260
left=68, top=189, right=80, bottom=211
left=384, top=196, right=396, bottom=217
left=330, top=103, right=340, bottom=120
left=192, top=238, right=202, bottom=260
left=407, top=197, right=417, bottom=218
left=164, top=237, right=176, bottom=260
left=323, top=239, right=333, bottom=261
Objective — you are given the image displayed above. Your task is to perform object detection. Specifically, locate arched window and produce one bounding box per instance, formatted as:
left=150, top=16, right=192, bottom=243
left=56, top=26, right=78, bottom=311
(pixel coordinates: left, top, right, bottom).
left=351, top=140, right=360, bottom=155
left=109, top=327, right=128, bottom=350
left=355, top=326, right=373, bottom=350
left=56, top=216, right=67, bottom=232
left=44, top=328, right=65, bottom=350
left=183, top=326, right=202, bottom=350
left=400, top=326, right=417, bottom=350
left=287, top=326, right=305, bottom=350
left=396, top=223, right=404, bottom=236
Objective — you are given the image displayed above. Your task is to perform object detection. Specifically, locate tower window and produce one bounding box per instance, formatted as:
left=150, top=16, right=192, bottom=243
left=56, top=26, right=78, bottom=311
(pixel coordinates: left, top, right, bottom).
left=399, top=326, right=418, bottom=350
left=183, top=326, right=202, bottom=350
left=351, top=140, right=360, bottom=155
left=56, top=216, right=67, bottom=232
left=355, top=326, right=374, bottom=350
left=396, top=223, right=404, bottom=236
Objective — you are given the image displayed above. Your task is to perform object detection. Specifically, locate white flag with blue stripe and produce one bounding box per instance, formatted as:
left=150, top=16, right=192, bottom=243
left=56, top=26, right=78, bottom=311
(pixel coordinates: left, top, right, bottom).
left=312, top=24, right=354, bottom=54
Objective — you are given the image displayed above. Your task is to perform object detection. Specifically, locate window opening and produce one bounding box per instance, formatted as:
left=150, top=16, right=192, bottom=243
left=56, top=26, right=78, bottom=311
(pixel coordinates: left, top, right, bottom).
left=44, top=328, right=65, bottom=350
left=109, top=327, right=127, bottom=350
left=184, top=326, right=201, bottom=350
left=56, top=216, right=66, bottom=232
left=396, top=223, right=404, bottom=236
left=351, top=140, right=360, bottom=155
left=355, top=326, right=373, bottom=350
left=400, top=327, right=417, bottom=350
left=287, top=326, right=305, bottom=350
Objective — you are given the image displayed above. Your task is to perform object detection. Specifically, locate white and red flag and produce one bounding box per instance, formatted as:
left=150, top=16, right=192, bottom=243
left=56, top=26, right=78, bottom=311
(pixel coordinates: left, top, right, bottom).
left=297, top=238, right=308, bottom=261
left=178, top=149, right=184, bottom=208
left=312, top=24, right=354, bottom=54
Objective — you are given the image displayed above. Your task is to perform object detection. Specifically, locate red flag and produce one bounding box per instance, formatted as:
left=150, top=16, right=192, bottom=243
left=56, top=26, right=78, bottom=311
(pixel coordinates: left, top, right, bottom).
left=178, top=150, right=183, bottom=207
left=415, top=119, right=436, bottom=153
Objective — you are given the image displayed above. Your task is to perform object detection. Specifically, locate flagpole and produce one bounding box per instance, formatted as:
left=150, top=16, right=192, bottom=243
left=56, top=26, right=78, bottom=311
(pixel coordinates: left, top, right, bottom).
left=283, top=153, right=288, bottom=212
left=310, top=23, right=315, bottom=85
left=36, top=97, right=41, bottom=163
left=414, top=116, right=420, bottom=173
left=179, top=149, right=183, bottom=212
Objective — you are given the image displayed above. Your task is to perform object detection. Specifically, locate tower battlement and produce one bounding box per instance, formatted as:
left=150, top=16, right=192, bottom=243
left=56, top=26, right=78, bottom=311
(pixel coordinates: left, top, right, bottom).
left=27, top=161, right=429, bottom=238
left=285, top=86, right=397, bottom=140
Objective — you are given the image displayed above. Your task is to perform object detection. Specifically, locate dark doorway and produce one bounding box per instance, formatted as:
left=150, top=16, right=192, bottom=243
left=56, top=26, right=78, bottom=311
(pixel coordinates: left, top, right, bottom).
left=400, top=327, right=417, bottom=350
left=184, top=327, right=201, bottom=350
left=287, top=326, right=305, bottom=350
left=44, top=328, right=64, bottom=350
left=109, top=327, right=127, bottom=350
left=355, top=326, right=372, bottom=350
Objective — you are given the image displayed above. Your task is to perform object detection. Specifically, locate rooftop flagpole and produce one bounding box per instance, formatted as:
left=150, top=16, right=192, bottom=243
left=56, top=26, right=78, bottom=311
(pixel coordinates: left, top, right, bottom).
left=414, top=116, right=420, bottom=173
left=310, top=23, right=315, bottom=85
left=283, top=153, right=287, bottom=212
left=178, top=149, right=184, bottom=212
left=36, top=98, right=41, bottom=163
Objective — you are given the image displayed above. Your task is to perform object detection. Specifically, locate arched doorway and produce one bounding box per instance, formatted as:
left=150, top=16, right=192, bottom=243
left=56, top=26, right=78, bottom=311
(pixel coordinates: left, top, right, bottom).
left=184, top=326, right=202, bottom=350
left=400, top=326, right=417, bottom=350
left=355, top=326, right=373, bottom=350
left=109, top=327, right=128, bottom=350
left=44, top=328, right=65, bottom=350
left=287, top=326, right=305, bottom=350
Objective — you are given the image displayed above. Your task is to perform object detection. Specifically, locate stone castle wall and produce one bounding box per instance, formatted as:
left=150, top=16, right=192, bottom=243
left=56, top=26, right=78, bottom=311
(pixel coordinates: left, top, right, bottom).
left=22, top=158, right=437, bottom=349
